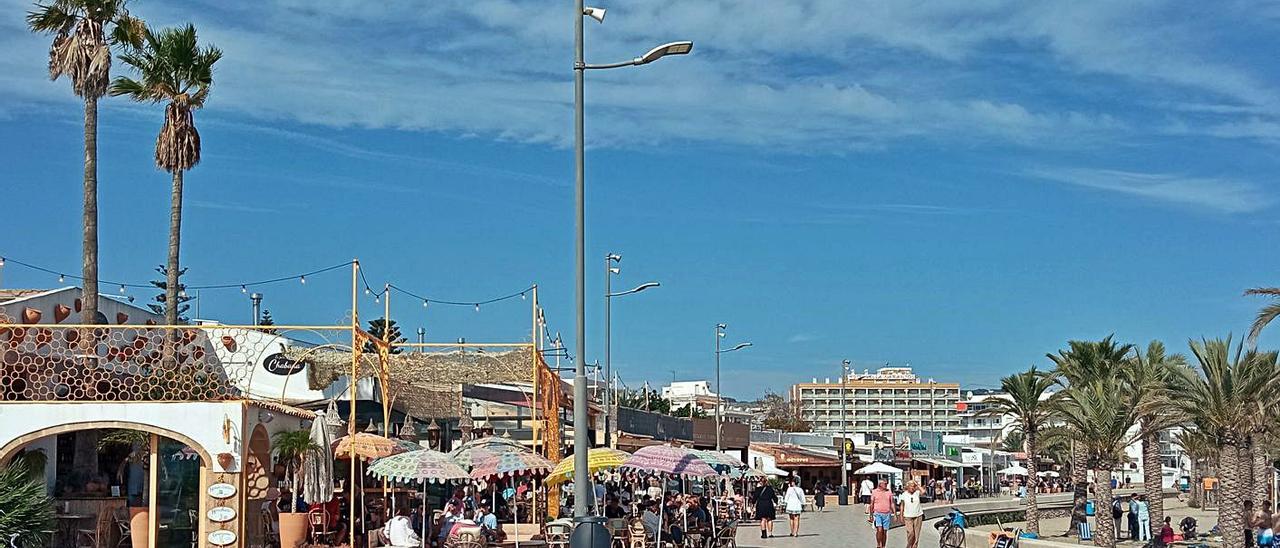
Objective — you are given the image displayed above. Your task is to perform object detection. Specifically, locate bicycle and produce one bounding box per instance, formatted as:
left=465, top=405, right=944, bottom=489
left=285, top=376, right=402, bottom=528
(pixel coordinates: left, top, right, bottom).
left=934, top=508, right=967, bottom=548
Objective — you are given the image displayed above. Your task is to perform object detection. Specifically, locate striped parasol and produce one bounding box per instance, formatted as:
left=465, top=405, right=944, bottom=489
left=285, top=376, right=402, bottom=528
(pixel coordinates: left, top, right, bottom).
left=332, top=433, right=422, bottom=461
left=469, top=450, right=555, bottom=480
left=545, top=447, right=631, bottom=486
left=621, top=445, right=719, bottom=478
left=367, top=450, right=470, bottom=484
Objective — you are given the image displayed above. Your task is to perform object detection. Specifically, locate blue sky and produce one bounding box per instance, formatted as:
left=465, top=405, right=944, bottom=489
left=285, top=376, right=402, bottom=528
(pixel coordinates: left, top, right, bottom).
left=2, top=1, right=1279, bottom=399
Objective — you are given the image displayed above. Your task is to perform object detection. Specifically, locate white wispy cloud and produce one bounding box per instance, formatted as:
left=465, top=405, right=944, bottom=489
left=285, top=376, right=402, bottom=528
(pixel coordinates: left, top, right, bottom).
left=787, top=333, right=821, bottom=344
left=0, top=0, right=1276, bottom=152
left=1025, top=167, right=1273, bottom=214
left=188, top=199, right=279, bottom=214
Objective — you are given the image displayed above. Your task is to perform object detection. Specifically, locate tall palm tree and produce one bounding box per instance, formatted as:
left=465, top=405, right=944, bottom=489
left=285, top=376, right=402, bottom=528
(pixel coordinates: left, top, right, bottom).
left=978, top=366, right=1058, bottom=535
left=1054, top=376, right=1144, bottom=548
left=1245, top=287, right=1280, bottom=345
left=109, top=24, right=220, bottom=328
left=1047, top=335, right=1134, bottom=535
left=1173, top=337, right=1280, bottom=548
left=27, top=0, right=144, bottom=325
left=1127, top=340, right=1188, bottom=529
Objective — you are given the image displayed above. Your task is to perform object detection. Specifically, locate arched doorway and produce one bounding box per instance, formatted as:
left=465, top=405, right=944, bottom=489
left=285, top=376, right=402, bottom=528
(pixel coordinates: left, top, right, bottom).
left=1, top=421, right=211, bottom=548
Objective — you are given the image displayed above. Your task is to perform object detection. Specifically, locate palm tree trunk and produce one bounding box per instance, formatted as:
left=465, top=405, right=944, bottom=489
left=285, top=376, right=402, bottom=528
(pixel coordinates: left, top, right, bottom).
left=1093, top=466, right=1116, bottom=548
left=1219, top=440, right=1246, bottom=548
left=165, top=170, right=183, bottom=328
left=1253, top=442, right=1270, bottom=506
left=1069, top=443, right=1088, bottom=535
left=1189, top=458, right=1202, bottom=508
left=81, top=96, right=99, bottom=325
left=1242, top=440, right=1256, bottom=506
left=1141, top=430, right=1163, bottom=530
left=1025, top=430, right=1040, bottom=535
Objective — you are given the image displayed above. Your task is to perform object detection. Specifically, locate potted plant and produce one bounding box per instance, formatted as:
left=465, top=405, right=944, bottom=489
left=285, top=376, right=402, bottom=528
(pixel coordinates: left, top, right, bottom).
left=99, top=430, right=151, bottom=548
left=272, top=430, right=319, bottom=548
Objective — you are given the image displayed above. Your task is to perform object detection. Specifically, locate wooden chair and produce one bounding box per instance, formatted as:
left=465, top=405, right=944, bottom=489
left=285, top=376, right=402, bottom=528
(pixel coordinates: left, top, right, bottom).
left=545, top=522, right=572, bottom=548
left=607, top=519, right=628, bottom=548
left=447, top=527, right=488, bottom=548
left=627, top=520, right=651, bottom=548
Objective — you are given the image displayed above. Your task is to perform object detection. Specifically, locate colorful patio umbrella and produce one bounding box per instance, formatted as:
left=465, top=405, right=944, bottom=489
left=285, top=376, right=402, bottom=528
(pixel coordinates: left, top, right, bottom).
left=469, top=450, right=555, bottom=480
left=620, top=445, right=719, bottom=478
left=690, top=449, right=746, bottom=472
left=727, top=467, right=767, bottom=480
left=545, top=447, right=631, bottom=486
left=332, top=432, right=421, bottom=461
left=367, top=449, right=470, bottom=484
left=449, top=436, right=528, bottom=470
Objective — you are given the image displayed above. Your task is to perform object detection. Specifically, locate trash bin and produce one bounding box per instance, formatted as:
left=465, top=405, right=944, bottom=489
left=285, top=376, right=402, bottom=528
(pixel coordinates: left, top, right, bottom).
left=570, top=516, right=611, bottom=548
left=838, top=485, right=849, bottom=506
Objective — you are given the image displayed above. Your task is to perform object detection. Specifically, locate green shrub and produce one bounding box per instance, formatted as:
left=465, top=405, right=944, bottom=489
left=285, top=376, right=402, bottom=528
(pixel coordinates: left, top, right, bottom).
left=0, top=454, right=55, bottom=548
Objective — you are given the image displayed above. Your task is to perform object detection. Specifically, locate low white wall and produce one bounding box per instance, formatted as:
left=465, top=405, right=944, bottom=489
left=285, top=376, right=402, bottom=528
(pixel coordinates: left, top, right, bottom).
left=0, top=401, right=244, bottom=472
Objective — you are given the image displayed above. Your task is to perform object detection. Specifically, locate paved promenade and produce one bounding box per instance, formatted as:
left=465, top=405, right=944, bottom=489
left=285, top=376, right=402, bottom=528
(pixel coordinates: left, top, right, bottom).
left=734, top=504, right=942, bottom=548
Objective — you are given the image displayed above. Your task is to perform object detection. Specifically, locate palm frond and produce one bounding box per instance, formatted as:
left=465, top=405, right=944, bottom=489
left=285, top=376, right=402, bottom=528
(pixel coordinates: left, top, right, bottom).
left=26, top=2, right=77, bottom=34
left=1248, top=301, right=1280, bottom=346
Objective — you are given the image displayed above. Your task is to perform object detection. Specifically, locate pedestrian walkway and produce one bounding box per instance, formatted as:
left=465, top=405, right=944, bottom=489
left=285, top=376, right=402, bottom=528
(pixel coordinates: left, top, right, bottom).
left=734, top=504, right=942, bottom=548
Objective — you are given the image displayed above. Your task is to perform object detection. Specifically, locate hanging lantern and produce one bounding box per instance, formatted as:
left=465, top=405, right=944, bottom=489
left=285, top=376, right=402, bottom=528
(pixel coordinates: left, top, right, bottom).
left=398, top=414, right=419, bottom=442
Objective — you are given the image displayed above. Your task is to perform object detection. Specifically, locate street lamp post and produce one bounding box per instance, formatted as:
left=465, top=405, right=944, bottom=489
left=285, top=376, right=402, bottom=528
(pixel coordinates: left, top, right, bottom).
left=714, top=324, right=751, bottom=452
left=572, top=3, right=691, bottom=533
left=604, top=253, right=658, bottom=449
left=839, top=359, right=851, bottom=505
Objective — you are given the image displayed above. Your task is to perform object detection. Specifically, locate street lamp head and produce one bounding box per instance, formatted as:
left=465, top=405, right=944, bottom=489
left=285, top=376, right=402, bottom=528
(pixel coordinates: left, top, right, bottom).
left=606, top=253, right=621, bottom=262
left=633, top=281, right=660, bottom=292
left=716, top=323, right=727, bottom=330
left=636, top=41, right=694, bottom=65
left=583, top=6, right=607, bottom=23
left=609, top=267, right=620, bottom=274
left=731, top=342, right=752, bottom=352
left=843, top=359, right=851, bottom=366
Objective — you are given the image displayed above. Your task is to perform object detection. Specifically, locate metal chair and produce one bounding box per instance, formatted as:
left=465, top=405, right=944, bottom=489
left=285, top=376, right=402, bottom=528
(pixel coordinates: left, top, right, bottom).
left=712, top=521, right=737, bottom=548
left=112, top=509, right=133, bottom=548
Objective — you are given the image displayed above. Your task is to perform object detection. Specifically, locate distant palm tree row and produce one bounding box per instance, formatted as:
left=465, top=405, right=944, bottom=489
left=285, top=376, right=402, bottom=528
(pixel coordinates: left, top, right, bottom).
left=26, top=0, right=220, bottom=327
left=984, top=300, right=1280, bottom=548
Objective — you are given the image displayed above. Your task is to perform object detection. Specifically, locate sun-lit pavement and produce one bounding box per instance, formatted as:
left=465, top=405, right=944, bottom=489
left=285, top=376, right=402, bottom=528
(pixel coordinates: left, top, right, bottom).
left=734, top=504, right=942, bottom=548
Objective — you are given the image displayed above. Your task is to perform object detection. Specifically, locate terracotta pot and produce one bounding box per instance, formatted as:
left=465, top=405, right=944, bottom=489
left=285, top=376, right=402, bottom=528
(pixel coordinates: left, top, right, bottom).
left=129, top=508, right=149, bottom=548
left=278, top=512, right=310, bottom=548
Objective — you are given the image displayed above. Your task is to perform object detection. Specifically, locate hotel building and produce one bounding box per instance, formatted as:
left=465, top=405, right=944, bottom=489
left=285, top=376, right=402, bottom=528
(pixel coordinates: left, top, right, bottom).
left=789, top=366, right=961, bottom=438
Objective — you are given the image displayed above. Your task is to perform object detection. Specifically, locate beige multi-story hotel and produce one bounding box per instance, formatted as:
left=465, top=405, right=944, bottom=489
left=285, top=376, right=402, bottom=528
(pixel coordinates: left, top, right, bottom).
left=789, top=366, right=961, bottom=438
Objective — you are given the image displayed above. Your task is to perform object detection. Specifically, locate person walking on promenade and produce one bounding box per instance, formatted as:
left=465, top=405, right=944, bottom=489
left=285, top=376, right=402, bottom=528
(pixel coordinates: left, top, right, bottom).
left=868, top=479, right=895, bottom=548
left=783, top=478, right=806, bottom=537
left=814, top=480, right=826, bottom=512
left=754, top=479, right=778, bottom=539
left=898, top=480, right=924, bottom=548
left=860, top=476, right=874, bottom=505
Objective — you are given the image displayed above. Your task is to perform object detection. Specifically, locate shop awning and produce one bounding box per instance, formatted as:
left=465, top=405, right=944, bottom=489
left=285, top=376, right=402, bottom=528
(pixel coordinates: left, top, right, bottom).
left=915, top=457, right=962, bottom=468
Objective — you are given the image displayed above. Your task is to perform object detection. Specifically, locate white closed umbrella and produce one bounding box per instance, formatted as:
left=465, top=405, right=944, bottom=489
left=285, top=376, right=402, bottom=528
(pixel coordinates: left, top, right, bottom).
left=302, top=411, right=336, bottom=505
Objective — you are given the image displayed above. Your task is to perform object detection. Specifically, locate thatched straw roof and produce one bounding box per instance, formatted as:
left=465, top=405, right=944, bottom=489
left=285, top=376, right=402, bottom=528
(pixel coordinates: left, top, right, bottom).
left=286, top=346, right=538, bottom=418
